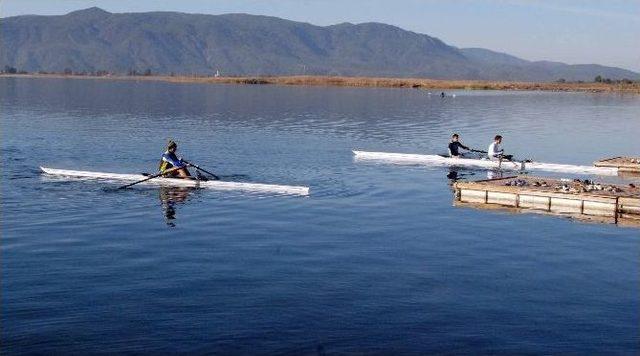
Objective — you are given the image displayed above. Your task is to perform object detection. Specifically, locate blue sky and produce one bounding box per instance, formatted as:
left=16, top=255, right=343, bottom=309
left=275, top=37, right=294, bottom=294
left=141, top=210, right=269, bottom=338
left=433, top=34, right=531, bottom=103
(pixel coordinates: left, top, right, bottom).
left=2, top=0, right=639, bottom=71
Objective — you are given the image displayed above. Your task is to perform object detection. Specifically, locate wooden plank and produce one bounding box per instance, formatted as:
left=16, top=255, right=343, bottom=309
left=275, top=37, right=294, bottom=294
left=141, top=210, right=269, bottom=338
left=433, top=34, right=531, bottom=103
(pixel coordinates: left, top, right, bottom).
left=487, top=191, right=518, bottom=206
left=583, top=200, right=617, bottom=217
left=459, top=189, right=488, bottom=204
left=550, top=197, right=583, bottom=214
left=618, top=197, right=640, bottom=219
left=518, top=194, right=551, bottom=211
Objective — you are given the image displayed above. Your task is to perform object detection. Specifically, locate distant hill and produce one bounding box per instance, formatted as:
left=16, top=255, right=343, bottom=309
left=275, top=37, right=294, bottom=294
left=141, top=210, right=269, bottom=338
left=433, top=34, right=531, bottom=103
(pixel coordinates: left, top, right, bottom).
left=1, top=7, right=638, bottom=81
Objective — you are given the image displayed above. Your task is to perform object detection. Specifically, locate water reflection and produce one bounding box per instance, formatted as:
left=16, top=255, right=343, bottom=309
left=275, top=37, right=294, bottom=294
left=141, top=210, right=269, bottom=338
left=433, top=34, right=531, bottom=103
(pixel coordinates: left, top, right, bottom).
left=4, top=80, right=640, bottom=354
left=446, top=169, right=461, bottom=182
left=446, top=167, right=506, bottom=186
left=446, top=169, right=477, bottom=184
left=159, top=186, right=197, bottom=227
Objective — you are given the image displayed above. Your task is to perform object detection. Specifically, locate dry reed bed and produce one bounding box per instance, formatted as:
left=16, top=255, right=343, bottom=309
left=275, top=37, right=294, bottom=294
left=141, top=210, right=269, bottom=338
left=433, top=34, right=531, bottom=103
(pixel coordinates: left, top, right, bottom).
left=2, top=74, right=639, bottom=94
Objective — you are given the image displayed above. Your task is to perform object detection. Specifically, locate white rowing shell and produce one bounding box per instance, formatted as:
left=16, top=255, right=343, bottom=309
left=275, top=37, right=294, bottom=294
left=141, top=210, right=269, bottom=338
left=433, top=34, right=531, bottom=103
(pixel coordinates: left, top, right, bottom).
left=352, top=151, right=618, bottom=176
left=41, top=167, right=310, bottom=196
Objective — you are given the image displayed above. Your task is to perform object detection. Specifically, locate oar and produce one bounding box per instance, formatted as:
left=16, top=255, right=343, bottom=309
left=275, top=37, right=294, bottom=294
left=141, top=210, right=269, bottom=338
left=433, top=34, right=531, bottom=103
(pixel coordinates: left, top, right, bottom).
left=498, top=154, right=524, bottom=170
left=182, top=160, right=220, bottom=180
left=468, top=149, right=487, bottom=158
left=117, top=166, right=182, bottom=189
left=473, top=148, right=526, bottom=171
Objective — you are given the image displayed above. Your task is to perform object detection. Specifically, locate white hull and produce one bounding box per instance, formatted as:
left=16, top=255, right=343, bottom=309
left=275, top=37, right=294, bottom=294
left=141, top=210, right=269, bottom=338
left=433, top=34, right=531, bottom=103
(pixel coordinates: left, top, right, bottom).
left=353, top=151, right=618, bottom=176
left=41, top=167, right=309, bottom=196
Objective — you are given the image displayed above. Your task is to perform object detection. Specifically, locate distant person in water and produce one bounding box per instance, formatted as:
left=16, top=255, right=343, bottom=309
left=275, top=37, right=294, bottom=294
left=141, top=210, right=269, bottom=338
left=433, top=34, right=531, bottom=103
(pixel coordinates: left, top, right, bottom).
left=441, top=92, right=446, bottom=98
left=159, top=140, right=192, bottom=178
left=448, top=133, right=470, bottom=157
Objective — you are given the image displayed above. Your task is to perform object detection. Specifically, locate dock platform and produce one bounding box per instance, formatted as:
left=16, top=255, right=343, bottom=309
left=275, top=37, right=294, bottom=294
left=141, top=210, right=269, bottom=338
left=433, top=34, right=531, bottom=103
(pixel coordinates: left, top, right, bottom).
left=594, top=157, right=640, bottom=174
left=453, top=176, right=640, bottom=226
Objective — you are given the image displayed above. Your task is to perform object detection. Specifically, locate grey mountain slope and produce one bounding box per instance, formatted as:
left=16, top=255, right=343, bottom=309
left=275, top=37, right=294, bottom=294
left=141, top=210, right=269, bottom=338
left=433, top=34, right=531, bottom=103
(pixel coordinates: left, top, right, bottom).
left=460, top=48, right=529, bottom=66
left=1, top=7, right=638, bottom=81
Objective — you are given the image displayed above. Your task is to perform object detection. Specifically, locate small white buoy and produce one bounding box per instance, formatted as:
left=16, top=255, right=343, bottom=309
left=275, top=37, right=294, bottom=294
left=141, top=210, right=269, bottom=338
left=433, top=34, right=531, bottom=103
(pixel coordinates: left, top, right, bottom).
left=452, top=94, right=456, bottom=98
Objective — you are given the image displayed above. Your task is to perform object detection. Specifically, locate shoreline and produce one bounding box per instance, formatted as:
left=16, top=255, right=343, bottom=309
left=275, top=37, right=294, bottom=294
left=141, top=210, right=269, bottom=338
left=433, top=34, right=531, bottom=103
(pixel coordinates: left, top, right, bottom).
left=2, top=73, right=638, bottom=94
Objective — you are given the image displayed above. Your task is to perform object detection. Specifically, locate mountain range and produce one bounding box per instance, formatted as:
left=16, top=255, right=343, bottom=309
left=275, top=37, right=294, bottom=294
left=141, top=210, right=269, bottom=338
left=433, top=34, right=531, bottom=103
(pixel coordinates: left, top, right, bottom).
left=1, top=7, right=638, bottom=81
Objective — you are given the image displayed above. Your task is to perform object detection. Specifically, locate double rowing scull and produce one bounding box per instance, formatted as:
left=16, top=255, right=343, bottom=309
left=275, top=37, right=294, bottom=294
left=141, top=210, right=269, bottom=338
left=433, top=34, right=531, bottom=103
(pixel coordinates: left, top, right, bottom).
left=40, top=167, right=310, bottom=196
left=352, top=150, right=619, bottom=176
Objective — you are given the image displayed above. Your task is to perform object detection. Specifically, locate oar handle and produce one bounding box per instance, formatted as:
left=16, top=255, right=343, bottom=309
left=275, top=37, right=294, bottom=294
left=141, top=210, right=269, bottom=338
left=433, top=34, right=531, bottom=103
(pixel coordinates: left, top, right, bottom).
left=470, top=149, right=487, bottom=154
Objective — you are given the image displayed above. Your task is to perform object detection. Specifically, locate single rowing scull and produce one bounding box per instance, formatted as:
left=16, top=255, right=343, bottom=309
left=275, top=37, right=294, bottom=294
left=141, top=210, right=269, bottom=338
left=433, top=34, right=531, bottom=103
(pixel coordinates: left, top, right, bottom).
left=41, top=167, right=310, bottom=196
left=352, top=150, right=619, bottom=176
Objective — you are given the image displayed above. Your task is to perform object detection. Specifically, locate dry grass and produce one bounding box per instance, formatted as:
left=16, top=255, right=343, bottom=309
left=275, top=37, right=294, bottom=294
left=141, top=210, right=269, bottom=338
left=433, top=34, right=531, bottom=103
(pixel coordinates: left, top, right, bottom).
left=2, top=73, right=639, bottom=94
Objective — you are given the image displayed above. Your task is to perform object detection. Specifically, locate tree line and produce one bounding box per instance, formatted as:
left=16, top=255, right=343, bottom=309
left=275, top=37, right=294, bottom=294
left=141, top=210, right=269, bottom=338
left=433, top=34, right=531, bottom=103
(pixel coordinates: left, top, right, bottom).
left=0, top=66, right=219, bottom=78
left=1, top=66, right=156, bottom=77
left=593, top=75, right=633, bottom=84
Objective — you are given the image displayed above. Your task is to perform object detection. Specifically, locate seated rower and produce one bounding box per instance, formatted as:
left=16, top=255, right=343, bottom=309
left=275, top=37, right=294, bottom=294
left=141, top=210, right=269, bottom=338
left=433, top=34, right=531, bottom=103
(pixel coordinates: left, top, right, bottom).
left=448, top=133, right=470, bottom=157
left=487, top=135, right=513, bottom=161
left=159, top=140, right=192, bottom=178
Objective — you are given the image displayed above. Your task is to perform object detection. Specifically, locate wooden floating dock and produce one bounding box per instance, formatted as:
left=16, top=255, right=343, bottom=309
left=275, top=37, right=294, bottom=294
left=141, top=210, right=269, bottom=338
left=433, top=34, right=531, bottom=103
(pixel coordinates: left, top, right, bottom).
left=594, top=156, right=640, bottom=174
left=453, top=176, right=640, bottom=227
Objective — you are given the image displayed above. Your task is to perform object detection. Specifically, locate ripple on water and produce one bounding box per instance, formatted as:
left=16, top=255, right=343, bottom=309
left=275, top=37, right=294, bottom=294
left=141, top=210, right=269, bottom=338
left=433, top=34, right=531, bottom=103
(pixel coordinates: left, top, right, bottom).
left=2, top=79, right=639, bottom=354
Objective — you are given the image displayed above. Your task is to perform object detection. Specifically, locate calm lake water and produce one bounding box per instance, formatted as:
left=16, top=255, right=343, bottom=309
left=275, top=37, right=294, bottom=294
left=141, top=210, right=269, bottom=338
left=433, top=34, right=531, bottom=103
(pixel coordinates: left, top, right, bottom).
left=2, top=77, right=639, bottom=354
